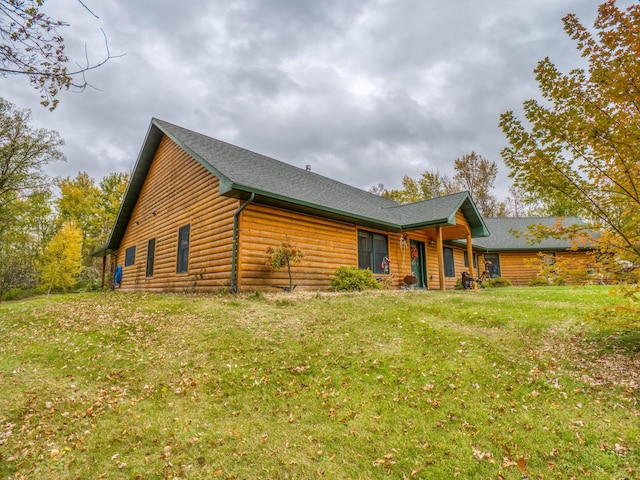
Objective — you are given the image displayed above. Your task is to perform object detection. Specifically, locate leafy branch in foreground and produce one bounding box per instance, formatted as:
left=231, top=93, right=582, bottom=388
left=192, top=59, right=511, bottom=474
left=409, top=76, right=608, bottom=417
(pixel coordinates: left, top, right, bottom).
left=500, top=0, right=640, bottom=269
left=0, top=0, right=123, bottom=110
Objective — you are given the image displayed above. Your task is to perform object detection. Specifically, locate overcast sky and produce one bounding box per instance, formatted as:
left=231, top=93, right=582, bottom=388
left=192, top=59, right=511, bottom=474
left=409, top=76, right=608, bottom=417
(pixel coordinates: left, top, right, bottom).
left=3, top=0, right=632, bottom=199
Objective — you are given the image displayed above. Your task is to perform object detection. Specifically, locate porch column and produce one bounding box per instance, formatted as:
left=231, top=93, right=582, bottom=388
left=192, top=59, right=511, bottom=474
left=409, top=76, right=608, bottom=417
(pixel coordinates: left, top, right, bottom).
left=101, top=256, right=107, bottom=290
left=466, top=231, right=477, bottom=291
left=436, top=226, right=445, bottom=290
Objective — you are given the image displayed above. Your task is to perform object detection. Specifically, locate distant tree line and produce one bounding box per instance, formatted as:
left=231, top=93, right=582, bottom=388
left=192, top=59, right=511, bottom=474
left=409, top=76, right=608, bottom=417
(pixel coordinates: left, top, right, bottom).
left=369, top=151, right=532, bottom=218
left=0, top=97, right=128, bottom=300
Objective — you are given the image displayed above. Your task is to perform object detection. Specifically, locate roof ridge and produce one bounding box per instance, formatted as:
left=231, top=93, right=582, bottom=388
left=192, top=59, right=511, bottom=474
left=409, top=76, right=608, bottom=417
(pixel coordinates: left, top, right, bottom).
left=382, top=191, right=468, bottom=210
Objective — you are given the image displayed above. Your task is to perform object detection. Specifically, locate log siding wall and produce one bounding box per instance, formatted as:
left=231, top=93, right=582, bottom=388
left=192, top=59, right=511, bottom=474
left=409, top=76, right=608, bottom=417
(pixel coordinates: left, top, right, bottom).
left=238, top=204, right=358, bottom=290
left=237, top=206, right=475, bottom=291
left=480, top=250, right=591, bottom=286
left=114, top=136, right=238, bottom=292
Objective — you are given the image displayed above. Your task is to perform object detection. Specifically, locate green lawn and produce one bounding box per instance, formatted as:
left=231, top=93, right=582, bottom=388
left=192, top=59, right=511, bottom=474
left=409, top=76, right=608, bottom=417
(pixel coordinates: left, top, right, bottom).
left=0, top=287, right=637, bottom=479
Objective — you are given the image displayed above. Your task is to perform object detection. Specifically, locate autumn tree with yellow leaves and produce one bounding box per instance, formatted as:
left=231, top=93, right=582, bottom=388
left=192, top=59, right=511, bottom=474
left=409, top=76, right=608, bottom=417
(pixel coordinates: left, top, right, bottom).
left=37, top=220, right=83, bottom=295
left=500, top=0, right=640, bottom=271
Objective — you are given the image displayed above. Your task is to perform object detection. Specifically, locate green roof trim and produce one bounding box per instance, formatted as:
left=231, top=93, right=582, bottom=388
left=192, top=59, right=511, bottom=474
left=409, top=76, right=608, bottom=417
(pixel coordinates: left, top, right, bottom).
left=93, top=122, right=164, bottom=257
left=94, top=119, right=489, bottom=255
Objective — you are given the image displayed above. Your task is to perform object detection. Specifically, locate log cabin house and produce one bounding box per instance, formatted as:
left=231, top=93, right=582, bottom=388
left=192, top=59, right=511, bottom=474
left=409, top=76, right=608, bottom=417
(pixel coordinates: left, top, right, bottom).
left=94, top=119, right=593, bottom=291
left=460, top=217, right=594, bottom=286
left=93, top=118, right=490, bottom=292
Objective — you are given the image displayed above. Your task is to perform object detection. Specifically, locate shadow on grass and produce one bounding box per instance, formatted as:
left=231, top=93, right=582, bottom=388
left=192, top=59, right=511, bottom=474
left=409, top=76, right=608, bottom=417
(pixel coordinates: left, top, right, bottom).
left=589, top=329, right=640, bottom=354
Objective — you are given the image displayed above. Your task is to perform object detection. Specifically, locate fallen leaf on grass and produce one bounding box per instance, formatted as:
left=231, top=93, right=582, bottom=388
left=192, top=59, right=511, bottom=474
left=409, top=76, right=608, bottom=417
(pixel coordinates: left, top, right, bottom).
left=517, top=456, right=527, bottom=472
left=472, top=446, right=495, bottom=463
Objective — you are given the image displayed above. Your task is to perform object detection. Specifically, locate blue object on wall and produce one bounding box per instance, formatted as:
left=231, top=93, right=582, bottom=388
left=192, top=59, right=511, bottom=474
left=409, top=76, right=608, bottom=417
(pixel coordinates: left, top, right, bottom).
left=114, top=265, right=123, bottom=286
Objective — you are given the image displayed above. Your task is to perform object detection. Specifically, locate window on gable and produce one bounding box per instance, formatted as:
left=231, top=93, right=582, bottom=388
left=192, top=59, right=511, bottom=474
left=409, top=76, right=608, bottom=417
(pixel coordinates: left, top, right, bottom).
left=357, top=230, right=388, bottom=274
left=146, top=238, right=156, bottom=277
left=443, top=247, right=455, bottom=277
left=125, top=245, right=136, bottom=267
left=177, top=224, right=190, bottom=274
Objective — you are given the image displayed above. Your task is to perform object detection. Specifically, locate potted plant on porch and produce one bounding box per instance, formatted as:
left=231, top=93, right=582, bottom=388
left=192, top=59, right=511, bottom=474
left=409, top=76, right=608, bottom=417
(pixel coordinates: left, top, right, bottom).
left=403, top=274, right=419, bottom=286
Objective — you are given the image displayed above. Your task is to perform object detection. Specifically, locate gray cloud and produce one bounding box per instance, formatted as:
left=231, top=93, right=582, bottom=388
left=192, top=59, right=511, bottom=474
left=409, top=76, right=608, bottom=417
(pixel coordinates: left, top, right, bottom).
left=4, top=0, right=633, bottom=197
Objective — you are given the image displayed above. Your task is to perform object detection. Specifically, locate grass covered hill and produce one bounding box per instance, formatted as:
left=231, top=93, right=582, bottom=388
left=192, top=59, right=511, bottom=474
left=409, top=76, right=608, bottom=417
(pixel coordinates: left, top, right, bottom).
left=0, top=287, right=638, bottom=479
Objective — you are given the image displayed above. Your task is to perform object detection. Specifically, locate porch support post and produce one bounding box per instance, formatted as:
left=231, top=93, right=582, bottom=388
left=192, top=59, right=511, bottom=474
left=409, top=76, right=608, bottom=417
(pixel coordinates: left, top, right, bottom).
left=436, top=226, right=445, bottom=290
left=466, top=231, right=477, bottom=291
left=101, top=256, right=106, bottom=290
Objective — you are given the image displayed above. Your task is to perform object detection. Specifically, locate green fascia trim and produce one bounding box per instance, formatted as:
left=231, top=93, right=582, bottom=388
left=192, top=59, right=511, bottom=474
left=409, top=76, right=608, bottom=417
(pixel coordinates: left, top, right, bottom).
left=153, top=120, right=230, bottom=188
left=471, top=226, right=490, bottom=237
left=408, top=193, right=490, bottom=238
left=447, top=239, right=485, bottom=250
left=90, top=246, right=113, bottom=258
left=400, top=218, right=451, bottom=230
left=99, top=122, right=164, bottom=253
left=218, top=177, right=235, bottom=195
left=449, top=239, right=589, bottom=253
left=477, top=247, right=589, bottom=253
left=457, top=196, right=490, bottom=237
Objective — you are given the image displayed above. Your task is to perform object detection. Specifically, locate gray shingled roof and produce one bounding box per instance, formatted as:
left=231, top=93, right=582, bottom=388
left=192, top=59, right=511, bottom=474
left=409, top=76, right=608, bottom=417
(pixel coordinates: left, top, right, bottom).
left=384, top=193, right=488, bottom=236
left=154, top=119, right=401, bottom=224
left=97, top=119, right=488, bottom=254
left=471, top=217, right=587, bottom=251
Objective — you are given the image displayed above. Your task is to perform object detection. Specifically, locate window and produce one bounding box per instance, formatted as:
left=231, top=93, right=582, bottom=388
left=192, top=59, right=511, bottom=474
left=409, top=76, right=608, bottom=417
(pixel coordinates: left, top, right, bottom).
left=443, top=247, right=455, bottom=277
left=125, top=245, right=136, bottom=267
left=463, top=251, right=478, bottom=269
left=146, top=238, right=156, bottom=277
left=542, top=253, right=556, bottom=266
left=357, top=230, right=388, bottom=274
left=177, top=224, right=190, bottom=273
left=483, top=254, right=501, bottom=278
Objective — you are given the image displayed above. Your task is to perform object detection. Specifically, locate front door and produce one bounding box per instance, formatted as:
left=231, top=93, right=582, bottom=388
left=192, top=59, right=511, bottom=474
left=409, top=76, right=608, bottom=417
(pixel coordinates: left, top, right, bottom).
left=410, top=240, right=427, bottom=288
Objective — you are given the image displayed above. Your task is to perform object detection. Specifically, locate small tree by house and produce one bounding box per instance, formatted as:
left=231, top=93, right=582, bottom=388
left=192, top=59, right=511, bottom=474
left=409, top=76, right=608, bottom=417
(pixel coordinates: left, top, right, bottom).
left=266, top=241, right=303, bottom=291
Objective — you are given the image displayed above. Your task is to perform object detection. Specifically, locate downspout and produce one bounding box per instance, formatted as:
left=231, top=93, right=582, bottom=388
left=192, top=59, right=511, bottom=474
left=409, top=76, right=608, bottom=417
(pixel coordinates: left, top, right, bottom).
left=231, top=192, right=255, bottom=293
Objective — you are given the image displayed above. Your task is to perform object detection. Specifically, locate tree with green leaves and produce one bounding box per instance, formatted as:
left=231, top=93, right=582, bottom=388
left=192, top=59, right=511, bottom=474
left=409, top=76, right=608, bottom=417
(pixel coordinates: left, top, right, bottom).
left=56, top=171, right=101, bottom=255
left=36, top=219, right=83, bottom=295
left=0, top=97, right=64, bottom=204
left=500, top=0, right=640, bottom=268
left=369, top=152, right=501, bottom=217
left=98, top=171, right=129, bottom=239
left=0, top=192, right=37, bottom=299
left=453, top=151, right=500, bottom=217
left=54, top=171, right=129, bottom=287
left=0, top=0, right=119, bottom=110
left=370, top=170, right=458, bottom=203
left=0, top=97, right=61, bottom=299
